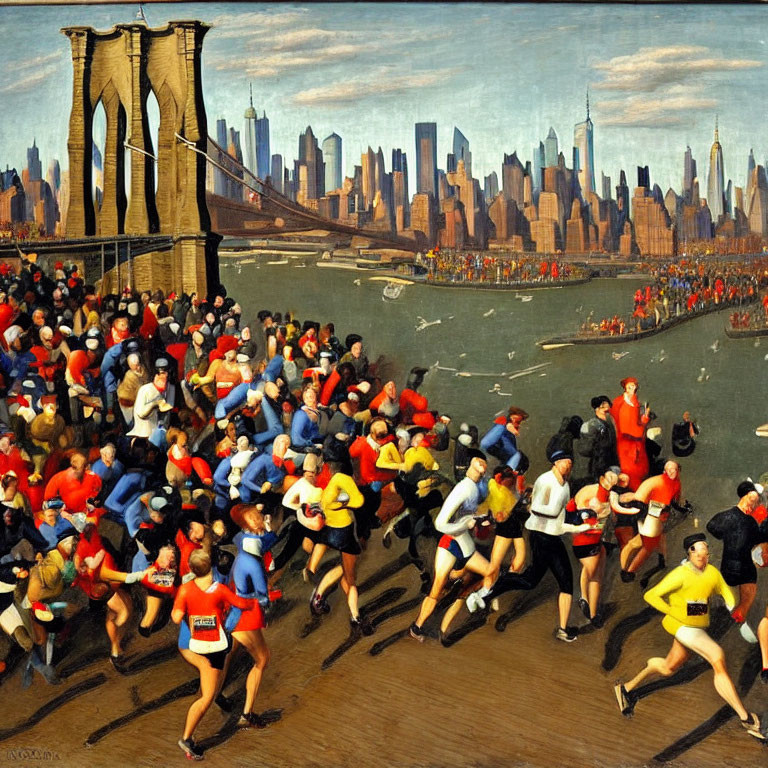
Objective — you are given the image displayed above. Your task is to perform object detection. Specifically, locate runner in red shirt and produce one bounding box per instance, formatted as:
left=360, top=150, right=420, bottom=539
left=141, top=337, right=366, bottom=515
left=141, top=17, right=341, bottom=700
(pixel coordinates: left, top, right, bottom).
left=172, top=548, right=254, bottom=761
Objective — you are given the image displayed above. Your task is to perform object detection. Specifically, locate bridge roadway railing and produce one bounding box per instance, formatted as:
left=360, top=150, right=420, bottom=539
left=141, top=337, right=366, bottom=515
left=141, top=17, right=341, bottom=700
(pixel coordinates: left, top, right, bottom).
left=0, top=233, right=174, bottom=289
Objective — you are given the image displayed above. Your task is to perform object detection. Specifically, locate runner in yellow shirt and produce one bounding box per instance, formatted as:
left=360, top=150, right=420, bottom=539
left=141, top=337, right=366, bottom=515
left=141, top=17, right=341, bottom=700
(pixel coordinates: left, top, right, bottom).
left=613, top=532, right=764, bottom=740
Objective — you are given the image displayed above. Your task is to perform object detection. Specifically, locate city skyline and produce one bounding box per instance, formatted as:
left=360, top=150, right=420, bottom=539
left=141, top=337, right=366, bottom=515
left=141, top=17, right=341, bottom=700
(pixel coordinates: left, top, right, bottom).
left=1, top=3, right=767, bottom=198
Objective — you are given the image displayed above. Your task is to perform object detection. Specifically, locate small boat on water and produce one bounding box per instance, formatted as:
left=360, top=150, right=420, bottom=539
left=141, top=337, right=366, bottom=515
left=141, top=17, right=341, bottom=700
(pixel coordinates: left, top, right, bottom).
left=756, top=423, right=768, bottom=438
left=538, top=299, right=758, bottom=350
left=382, top=282, right=404, bottom=301
left=267, top=259, right=289, bottom=265
left=724, top=323, right=768, bottom=339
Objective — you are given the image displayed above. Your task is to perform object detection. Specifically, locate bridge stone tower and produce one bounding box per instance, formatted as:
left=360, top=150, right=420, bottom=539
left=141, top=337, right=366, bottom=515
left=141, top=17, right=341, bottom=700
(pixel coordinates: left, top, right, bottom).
left=62, top=20, right=219, bottom=295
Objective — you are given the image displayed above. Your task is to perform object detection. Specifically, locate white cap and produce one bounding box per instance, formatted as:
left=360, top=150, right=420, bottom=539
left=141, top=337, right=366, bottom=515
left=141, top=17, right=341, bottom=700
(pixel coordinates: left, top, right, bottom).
left=85, top=338, right=100, bottom=350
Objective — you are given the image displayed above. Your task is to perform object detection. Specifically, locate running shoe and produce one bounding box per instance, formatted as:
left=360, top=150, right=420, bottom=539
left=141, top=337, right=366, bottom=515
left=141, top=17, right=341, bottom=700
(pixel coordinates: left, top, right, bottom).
left=577, top=597, right=591, bottom=620
left=237, top=712, right=269, bottom=729
left=382, top=528, right=393, bottom=549
left=590, top=611, right=605, bottom=629
left=740, top=712, right=766, bottom=740
left=350, top=615, right=375, bottom=637
left=761, top=669, right=768, bottom=684
left=465, top=592, right=486, bottom=614
left=178, top=738, right=204, bottom=760
left=409, top=622, right=426, bottom=643
left=310, top=590, right=330, bottom=616
left=739, top=622, right=759, bottom=644
left=109, top=654, right=127, bottom=674
left=613, top=682, right=634, bottom=716
left=137, top=625, right=152, bottom=638
left=554, top=627, right=578, bottom=643
left=619, top=570, right=635, bottom=583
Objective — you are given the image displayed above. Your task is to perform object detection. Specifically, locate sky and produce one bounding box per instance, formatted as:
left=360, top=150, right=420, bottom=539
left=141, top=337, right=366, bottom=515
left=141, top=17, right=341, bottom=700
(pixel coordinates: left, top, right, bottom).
left=1, top=2, right=767, bottom=198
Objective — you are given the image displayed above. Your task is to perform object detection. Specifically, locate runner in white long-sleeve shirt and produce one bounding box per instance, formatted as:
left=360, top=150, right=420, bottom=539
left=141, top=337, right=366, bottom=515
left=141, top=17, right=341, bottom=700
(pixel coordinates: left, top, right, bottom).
left=471, top=445, right=593, bottom=642
left=409, top=453, right=494, bottom=642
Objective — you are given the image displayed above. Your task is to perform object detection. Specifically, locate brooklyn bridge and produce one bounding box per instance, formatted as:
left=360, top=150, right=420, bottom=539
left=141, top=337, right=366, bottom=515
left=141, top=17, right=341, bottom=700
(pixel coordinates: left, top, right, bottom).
left=0, top=20, right=418, bottom=297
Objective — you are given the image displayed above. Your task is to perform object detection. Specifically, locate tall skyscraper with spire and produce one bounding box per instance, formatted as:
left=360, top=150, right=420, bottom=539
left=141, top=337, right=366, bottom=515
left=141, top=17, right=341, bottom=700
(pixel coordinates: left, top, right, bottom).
left=243, top=84, right=258, bottom=176
left=707, top=118, right=725, bottom=222
left=573, top=91, right=594, bottom=197
left=243, top=84, right=271, bottom=180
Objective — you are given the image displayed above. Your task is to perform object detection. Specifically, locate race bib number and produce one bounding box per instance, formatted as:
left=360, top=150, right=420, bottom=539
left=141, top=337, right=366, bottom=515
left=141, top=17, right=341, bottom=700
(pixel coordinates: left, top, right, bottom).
left=191, top=614, right=217, bottom=632
left=150, top=570, right=175, bottom=588
left=686, top=601, right=707, bottom=617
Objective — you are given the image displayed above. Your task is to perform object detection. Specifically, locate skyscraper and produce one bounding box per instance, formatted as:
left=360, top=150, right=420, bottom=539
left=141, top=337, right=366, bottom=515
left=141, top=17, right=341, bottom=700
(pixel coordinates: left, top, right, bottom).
left=392, top=148, right=409, bottom=226
left=746, top=148, right=756, bottom=208
left=27, top=139, right=42, bottom=182
left=452, top=127, right=471, bottom=177
left=243, top=85, right=270, bottom=180
left=361, top=146, right=376, bottom=209
left=255, top=112, right=270, bottom=180
left=601, top=172, right=612, bottom=201
left=484, top=171, right=499, bottom=202
left=501, top=152, right=524, bottom=209
left=707, top=119, right=725, bottom=222
left=415, top=122, right=438, bottom=198
left=544, top=127, right=558, bottom=169
left=532, top=141, right=544, bottom=193
left=322, top=133, right=342, bottom=192
left=573, top=92, right=594, bottom=197
left=271, top=154, right=283, bottom=194
left=683, top=146, right=697, bottom=204
left=243, top=85, right=258, bottom=176
left=294, top=125, right=324, bottom=202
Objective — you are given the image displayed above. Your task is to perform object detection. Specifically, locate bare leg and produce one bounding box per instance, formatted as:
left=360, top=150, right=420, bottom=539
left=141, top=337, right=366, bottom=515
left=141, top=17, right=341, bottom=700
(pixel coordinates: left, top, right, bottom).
left=180, top=652, right=221, bottom=741
left=557, top=592, right=572, bottom=631
left=141, top=594, right=163, bottom=630
left=677, top=628, right=748, bottom=720
left=106, top=589, right=132, bottom=656
left=758, top=610, right=768, bottom=669
left=341, top=552, right=359, bottom=619
left=315, top=564, right=343, bottom=599
left=620, top=534, right=643, bottom=570
left=233, top=629, right=270, bottom=716
left=580, top=553, right=603, bottom=617
left=414, top=548, right=455, bottom=628
left=307, top=543, right=327, bottom=577
left=625, top=639, right=688, bottom=693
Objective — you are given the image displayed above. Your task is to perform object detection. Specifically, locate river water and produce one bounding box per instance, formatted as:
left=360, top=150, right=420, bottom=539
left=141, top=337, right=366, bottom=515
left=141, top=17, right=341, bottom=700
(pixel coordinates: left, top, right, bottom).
left=225, top=258, right=767, bottom=517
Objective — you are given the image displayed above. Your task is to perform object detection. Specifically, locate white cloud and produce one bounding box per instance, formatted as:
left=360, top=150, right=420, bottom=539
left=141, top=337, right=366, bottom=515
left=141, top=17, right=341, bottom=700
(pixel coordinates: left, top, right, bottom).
left=291, top=68, right=458, bottom=108
left=593, top=45, right=762, bottom=92
left=4, top=51, right=63, bottom=75
left=208, top=9, right=310, bottom=40
left=209, top=43, right=371, bottom=79
left=595, top=90, right=717, bottom=127
left=0, top=63, right=61, bottom=94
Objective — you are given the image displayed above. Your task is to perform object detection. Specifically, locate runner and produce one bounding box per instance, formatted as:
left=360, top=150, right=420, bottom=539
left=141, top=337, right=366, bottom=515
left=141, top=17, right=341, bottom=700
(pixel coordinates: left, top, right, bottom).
left=172, top=548, right=256, bottom=760
left=477, top=444, right=593, bottom=641
left=226, top=504, right=274, bottom=729
left=613, top=533, right=765, bottom=742
left=409, top=452, right=493, bottom=642
left=707, top=480, right=768, bottom=644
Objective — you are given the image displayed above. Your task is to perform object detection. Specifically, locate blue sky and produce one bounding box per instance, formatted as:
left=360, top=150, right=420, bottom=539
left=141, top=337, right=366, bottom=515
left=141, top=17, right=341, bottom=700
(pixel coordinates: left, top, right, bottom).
left=1, top=2, right=767, bottom=197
